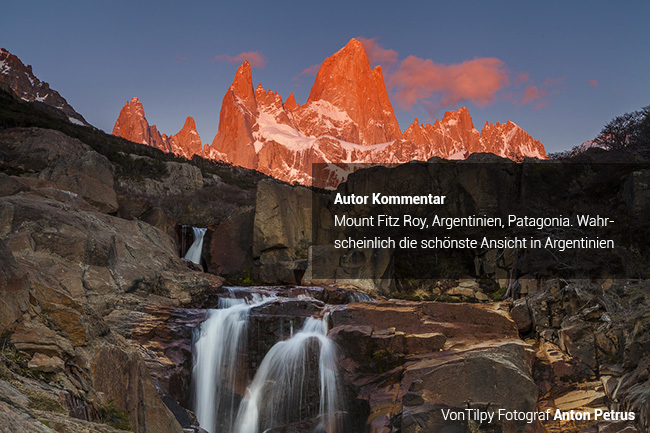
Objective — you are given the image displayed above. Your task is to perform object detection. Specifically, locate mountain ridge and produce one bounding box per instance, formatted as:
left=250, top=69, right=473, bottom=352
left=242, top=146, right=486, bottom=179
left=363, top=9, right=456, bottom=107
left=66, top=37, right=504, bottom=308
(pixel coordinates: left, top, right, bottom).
left=112, top=97, right=204, bottom=159
left=111, top=38, right=547, bottom=186
left=0, top=48, right=90, bottom=126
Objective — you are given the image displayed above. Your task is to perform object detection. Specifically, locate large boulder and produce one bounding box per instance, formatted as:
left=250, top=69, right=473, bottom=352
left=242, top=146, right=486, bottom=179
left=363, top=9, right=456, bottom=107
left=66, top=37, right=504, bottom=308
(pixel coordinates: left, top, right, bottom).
left=0, top=128, right=118, bottom=213
left=104, top=306, right=206, bottom=407
left=252, top=179, right=312, bottom=284
left=251, top=179, right=396, bottom=292
left=328, top=301, right=537, bottom=432
left=401, top=342, right=538, bottom=433
left=303, top=245, right=394, bottom=295
left=116, top=157, right=203, bottom=197
left=0, top=192, right=221, bottom=310
left=207, top=210, right=254, bottom=275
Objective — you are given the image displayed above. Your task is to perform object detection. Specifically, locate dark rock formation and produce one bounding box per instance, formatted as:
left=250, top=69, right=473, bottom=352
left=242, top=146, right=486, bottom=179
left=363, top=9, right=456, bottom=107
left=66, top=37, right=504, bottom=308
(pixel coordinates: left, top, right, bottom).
left=0, top=133, right=224, bottom=432
left=0, top=128, right=117, bottom=213
left=253, top=179, right=311, bottom=284
left=524, top=279, right=649, bottom=432
left=207, top=209, right=254, bottom=275
left=327, top=301, right=538, bottom=432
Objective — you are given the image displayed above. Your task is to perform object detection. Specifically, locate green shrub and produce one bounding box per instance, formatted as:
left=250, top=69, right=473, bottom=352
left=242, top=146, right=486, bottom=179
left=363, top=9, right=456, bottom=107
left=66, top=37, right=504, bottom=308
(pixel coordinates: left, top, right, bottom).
left=21, top=387, right=65, bottom=413
left=98, top=399, right=132, bottom=431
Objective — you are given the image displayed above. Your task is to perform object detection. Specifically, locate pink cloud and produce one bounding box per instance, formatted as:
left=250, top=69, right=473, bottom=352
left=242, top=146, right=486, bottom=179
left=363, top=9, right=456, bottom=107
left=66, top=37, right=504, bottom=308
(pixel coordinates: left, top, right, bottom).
left=515, top=72, right=530, bottom=84
left=214, top=51, right=267, bottom=68
left=356, top=37, right=398, bottom=66
left=387, top=56, right=510, bottom=111
left=543, top=77, right=565, bottom=88
left=299, top=64, right=320, bottom=76
left=589, top=79, right=599, bottom=88
left=292, top=63, right=320, bottom=81
left=175, top=54, right=190, bottom=63
left=508, top=75, right=564, bottom=109
left=520, top=85, right=549, bottom=109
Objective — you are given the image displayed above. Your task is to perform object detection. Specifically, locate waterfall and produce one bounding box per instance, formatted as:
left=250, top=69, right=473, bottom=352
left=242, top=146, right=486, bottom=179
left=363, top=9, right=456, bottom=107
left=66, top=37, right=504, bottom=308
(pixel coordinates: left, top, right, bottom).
left=192, top=296, right=266, bottom=433
left=348, top=292, right=375, bottom=303
left=234, top=316, right=342, bottom=433
left=184, top=227, right=207, bottom=265
left=192, top=294, right=343, bottom=433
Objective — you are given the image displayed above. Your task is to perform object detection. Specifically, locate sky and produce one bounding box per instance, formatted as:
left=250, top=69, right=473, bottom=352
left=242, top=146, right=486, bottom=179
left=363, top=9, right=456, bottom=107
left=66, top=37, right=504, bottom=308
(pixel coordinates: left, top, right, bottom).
left=2, top=0, right=649, bottom=153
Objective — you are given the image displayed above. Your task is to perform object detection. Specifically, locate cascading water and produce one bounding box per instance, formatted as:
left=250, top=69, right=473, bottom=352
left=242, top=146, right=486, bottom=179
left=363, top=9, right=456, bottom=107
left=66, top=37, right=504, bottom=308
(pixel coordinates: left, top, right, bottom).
left=192, top=293, right=344, bottom=433
left=234, top=316, right=342, bottom=433
left=192, top=296, right=266, bottom=433
left=184, top=227, right=207, bottom=265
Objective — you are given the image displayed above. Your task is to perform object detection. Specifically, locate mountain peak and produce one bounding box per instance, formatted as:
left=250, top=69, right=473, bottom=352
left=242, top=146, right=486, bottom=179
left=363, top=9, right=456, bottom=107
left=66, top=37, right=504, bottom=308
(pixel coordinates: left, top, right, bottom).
left=297, top=39, right=401, bottom=145
left=113, top=97, right=160, bottom=147
left=481, top=119, right=546, bottom=159
left=441, top=107, right=474, bottom=129
left=182, top=116, right=196, bottom=130
left=113, top=40, right=547, bottom=187
left=170, top=116, right=202, bottom=157
left=232, top=61, right=254, bottom=96
left=285, top=92, right=298, bottom=112
left=126, top=97, right=145, bottom=115
left=340, top=38, right=365, bottom=54
left=112, top=99, right=204, bottom=158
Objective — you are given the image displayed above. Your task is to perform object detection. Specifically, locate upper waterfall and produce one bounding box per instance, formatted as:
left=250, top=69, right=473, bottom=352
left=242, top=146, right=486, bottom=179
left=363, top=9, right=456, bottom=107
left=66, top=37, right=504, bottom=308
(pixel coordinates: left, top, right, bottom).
left=184, top=227, right=207, bottom=265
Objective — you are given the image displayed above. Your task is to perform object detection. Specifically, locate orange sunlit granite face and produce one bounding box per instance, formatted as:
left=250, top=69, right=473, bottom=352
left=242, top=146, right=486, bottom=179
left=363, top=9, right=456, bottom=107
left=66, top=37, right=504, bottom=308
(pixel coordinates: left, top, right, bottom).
left=113, top=97, right=204, bottom=158
left=110, top=39, right=546, bottom=187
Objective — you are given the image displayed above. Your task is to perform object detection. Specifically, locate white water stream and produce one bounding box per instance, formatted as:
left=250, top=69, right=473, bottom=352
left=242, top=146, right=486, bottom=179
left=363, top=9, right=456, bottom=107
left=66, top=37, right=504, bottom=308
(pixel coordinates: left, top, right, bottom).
left=192, top=296, right=342, bottom=433
left=184, top=227, right=206, bottom=265
left=233, top=316, right=341, bottom=433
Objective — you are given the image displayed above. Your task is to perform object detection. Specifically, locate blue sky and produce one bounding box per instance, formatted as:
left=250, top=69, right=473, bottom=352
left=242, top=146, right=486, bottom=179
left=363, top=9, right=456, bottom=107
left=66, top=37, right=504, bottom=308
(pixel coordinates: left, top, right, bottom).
left=3, top=0, right=649, bottom=153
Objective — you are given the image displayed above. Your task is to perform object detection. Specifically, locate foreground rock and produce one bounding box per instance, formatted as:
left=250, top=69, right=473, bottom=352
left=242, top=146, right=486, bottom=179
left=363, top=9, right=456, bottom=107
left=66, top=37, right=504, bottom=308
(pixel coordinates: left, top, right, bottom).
left=327, top=301, right=539, bottom=433
left=0, top=168, right=223, bottom=433
left=524, top=279, right=649, bottom=432
left=0, top=128, right=117, bottom=213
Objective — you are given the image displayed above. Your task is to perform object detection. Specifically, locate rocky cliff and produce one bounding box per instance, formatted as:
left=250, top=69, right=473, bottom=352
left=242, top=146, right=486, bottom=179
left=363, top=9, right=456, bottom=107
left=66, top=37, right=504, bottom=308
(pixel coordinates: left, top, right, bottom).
left=0, top=127, right=226, bottom=433
left=112, top=97, right=204, bottom=159
left=403, top=107, right=546, bottom=160
left=0, top=126, right=646, bottom=432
